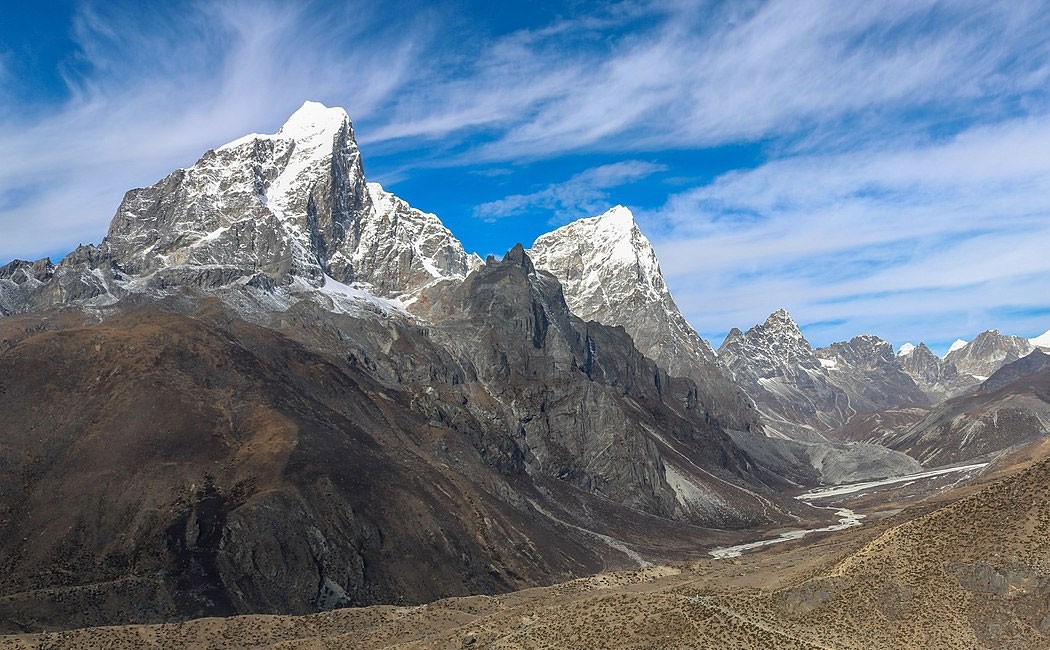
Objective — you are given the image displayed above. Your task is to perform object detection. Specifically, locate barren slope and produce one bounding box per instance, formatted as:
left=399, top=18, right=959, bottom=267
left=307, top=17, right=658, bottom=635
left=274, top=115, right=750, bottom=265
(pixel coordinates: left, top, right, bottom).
left=5, top=451, right=1046, bottom=649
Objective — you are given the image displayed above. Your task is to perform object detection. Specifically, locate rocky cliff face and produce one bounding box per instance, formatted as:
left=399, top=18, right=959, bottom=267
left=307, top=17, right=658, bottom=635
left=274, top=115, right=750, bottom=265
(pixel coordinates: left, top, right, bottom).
left=945, top=329, right=1035, bottom=380
left=897, top=342, right=965, bottom=402
left=529, top=207, right=759, bottom=433
left=361, top=183, right=482, bottom=300
left=415, top=245, right=798, bottom=524
left=717, top=309, right=853, bottom=440
left=815, top=335, right=929, bottom=412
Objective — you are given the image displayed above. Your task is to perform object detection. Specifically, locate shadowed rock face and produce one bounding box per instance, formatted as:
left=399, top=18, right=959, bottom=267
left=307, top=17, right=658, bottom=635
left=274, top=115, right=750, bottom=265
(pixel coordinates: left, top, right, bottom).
left=528, top=207, right=761, bottom=435
left=978, top=349, right=1050, bottom=393
left=0, top=305, right=616, bottom=631
left=415, top=245, right=803, bottom=524
left=10, top=442, right=1048, bottom=649
left=0, top=247, right=817, bottom=633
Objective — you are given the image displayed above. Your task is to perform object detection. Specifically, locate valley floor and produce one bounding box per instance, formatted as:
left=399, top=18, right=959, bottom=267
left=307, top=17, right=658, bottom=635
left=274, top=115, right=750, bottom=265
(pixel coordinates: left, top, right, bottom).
left=3, top=454, right=1047, bottom=650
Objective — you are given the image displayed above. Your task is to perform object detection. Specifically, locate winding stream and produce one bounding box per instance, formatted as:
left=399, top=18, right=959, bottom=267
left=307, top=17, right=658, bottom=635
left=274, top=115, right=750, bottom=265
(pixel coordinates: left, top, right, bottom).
left=709, top=462, right=988, bottom=560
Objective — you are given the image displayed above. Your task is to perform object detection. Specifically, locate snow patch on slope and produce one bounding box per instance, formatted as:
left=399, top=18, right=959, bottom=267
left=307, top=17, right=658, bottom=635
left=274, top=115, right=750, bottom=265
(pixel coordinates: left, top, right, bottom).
left=318, top=275, right=407, bottom=315
left=217, top=101, right=347, bottom=153
left=1031, top=330, right=1050, bottom=349
left=946, top=339, right=969, bottom=356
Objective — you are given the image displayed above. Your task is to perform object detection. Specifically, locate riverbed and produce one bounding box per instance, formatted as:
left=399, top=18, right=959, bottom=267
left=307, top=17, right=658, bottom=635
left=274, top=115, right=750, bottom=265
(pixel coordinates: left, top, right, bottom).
left=709, top=462, right=988, bottom=560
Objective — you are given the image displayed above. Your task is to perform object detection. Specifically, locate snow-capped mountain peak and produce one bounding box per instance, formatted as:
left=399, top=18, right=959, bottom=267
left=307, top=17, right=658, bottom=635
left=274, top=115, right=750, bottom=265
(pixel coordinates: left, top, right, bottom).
left=536, top=205, right=655, bottom=288
left=946, top=339, right=969, bottom=356
left=102, top=101, right=476, bottom=303
left=1031, top=329, right=1050, bottom=349
left=217, top=101, right=350, bottom=153
left=107, top=100, right=369, bottom=287
left=530, top=205, right=667, bottom=315
left=276, top=100, right=349, bottom=141
left=897, top=342, right=916, bottom=357
left=596, top=204, right=636, bottom=227
left=528, top=206, right=761, bottom=432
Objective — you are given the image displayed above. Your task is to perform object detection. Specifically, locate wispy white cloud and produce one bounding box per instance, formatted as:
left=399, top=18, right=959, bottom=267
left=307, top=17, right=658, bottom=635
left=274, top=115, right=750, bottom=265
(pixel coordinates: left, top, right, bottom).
left=0, top=1, right=424, bottom=261
left=366, top=0, right=1050, bottom=162
left=648, top=114, right=1050, bottom=346
left=473, top=161, right=665, bottom=222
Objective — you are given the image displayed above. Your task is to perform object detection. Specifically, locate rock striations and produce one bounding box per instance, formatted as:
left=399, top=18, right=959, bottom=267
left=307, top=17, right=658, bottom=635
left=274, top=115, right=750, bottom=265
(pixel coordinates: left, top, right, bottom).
left=717, top=309, right=853, bottom=440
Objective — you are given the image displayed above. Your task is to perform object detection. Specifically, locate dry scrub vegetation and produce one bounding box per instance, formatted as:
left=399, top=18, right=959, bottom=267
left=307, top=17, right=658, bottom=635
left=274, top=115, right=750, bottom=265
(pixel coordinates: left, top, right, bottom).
left=3, top=459, right=1048, bottom=650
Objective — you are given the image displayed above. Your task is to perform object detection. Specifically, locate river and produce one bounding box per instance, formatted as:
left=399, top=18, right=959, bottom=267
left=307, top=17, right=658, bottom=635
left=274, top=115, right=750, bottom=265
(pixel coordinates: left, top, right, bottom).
left=708, top=462, right=988, bottom=560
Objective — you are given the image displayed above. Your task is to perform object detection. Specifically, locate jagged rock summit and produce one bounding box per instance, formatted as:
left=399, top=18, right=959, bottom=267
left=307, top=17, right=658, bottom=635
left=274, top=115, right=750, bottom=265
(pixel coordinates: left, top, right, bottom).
left=945, top=329, right=1035, bottom=380
left=0, top=102, right=480, bottom=316
left=107, top=100, right=480, bottom=299
left=529, top=206, right=759, bottom=433
left=814, top=334, right=929, bottom=413
left=897, top=341, right=963, bottom=402
left=717, top=309, right=851, bottom=440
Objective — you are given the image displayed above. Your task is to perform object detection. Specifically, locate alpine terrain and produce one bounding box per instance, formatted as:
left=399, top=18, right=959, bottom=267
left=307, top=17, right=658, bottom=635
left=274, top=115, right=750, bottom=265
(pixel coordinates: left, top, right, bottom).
left=0, top=102, right=1048, bottom=649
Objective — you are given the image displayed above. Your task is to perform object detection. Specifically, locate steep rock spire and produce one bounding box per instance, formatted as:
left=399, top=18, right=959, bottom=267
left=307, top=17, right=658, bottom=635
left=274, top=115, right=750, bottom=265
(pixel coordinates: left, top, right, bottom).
left=102, top=101, right=477, bottom=299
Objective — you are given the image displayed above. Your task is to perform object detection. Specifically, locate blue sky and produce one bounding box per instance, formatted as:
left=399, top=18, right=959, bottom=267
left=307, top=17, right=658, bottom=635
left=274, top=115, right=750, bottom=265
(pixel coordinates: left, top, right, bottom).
left=2, top=1, right=1050, bottom=353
